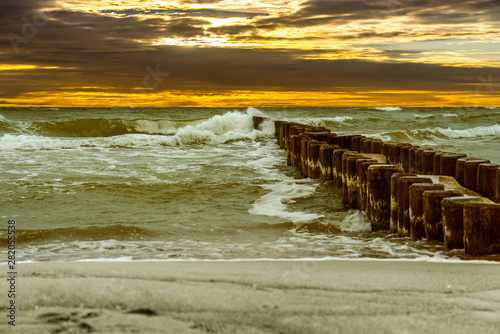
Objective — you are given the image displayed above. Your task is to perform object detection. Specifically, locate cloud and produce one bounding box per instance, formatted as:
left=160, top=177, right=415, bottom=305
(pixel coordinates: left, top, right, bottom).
left=209, top=0, right=500, bottom=36
left=0, top=0, right=498, bottom=105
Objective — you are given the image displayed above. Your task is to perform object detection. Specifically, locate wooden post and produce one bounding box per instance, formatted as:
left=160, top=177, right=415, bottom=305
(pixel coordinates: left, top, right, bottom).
left=442, top=197, right=484, bottom=250
left=414, top=148, right=431, bottom=174
left=477, top=163, right=500, bottom=201
left=423, top=190, right=462, bottom=242
left=440, top=153, right=467, bottom=177
left=390, top=172, right=415, bottom=234
left=432, top=151, right=446, bottom=175
left=300, top=136, right=311, bottom=177
left=357, top=160, right=380, bottom=212
left=387, top=142, right=399, bottom=165
left=307, top=141, right=322, bottom=179
left=371, top=139, right=383, bottom=154
left=351, top=135, right=365, bottom=152
left=400, top=146, right=411, bottom=172
left=497, top=168, right=500, bottom=203
left=394, top=143, right=410, bottom=169
left=332, top=149, right=349, bottom=188
left=409, top=183, right=445, bottom=240
left=409, top=146, right=420, bottom=173
left=399, top=177, right=433, bottom=237
left=361, top=138, right=373, bottom=153
left=422, top=150, right=438, bottom=175
left=455, top=157, right=478, bottom=186
left=330, top=136, right=346, bottom=149
left=342, top=152, right=363, bottom=204
left=464, top=159, right=490, bottom=192
left=464, top=202, right=500, bottom=256
left=319, top=144, right=339, bottom=182
left=367, top=165, right=405, bottom=231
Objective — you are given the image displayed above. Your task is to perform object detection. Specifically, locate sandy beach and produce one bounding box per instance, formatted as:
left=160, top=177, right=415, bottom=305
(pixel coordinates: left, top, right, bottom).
left=1, top=260, right=500, bottom=333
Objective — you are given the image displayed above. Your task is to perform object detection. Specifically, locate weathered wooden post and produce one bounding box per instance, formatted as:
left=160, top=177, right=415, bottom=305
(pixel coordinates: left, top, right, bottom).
left=423, top=190, right=462, bottom=242
left=414, top=148, right=431, bottom=174
left=344, top=135, right=356, bottom=151
left=497, top=168, right=500, bottom=203
left=319, top=144, right=339, bottom=182
left=455, top=157, right=477, bottom=186
left=390, top=172, right=415, bottom=234
left=409, top=183, right=445, bottom=240
left=400, top=146, right=412, bottom=172
left=371, top=139, right=383, bottom=154
left=432, top=151, right=447, bottom=175
left=477, top=163, right=500, bottom=201
left=464, top=202, right=500, bottom=256
left=300, top=136, right=311, bottom=176
left=332, top=149, right=349, bottom=188
left=351, top=135, right=365, bottom=153
left=387, top=142, right=399, bottom=165
left=440, top=153, right=467, bottom=177
left=367, top=165, right=404, bottom=231
left=357, top=160, right=380, bottom=212
left=330, top=136, right=346, bottom=149
left=288, top=135, right=302, bottom=167
left=361, top=138, right=374, bottom=153
left=422, top=150, right=437, bottom=175
left=347, top=156, right=368, bottom=208
left=409, top=146, right=420, bottom=173
left=442, top=197, right=484, bottom=250
left=342, top=152, right=363, bottom=205
left=307, top=141, right=322, bottom=179
left=464, top=159, right=490, bottom=192
left=399, top=176, right=433, bottom=237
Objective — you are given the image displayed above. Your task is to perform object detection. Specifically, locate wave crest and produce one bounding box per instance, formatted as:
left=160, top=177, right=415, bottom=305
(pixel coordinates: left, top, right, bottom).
left=0, top=108, right=274, bottom=150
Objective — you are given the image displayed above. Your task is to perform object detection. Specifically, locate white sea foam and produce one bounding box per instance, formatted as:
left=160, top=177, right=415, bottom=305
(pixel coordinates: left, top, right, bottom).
left=249, top=179, right=324, bottom=223
left=443, top=113, right=458, bottom=117
left=375, top=107, right=402, bottom=111
left=414, top=114, right=433, bottom=119
left=333, top=210, right=371, bottom=232
left=486, top=106, right=498, bottom=109
left=246, top=106, right=267, bottom=117
left=433, top=124, right=500, bottom=138
left=285, top=116, right=353, bottom=127
left=0, top=108, right=274, bottom=150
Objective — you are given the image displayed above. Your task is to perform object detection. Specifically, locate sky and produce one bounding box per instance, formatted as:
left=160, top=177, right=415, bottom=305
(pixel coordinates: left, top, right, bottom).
left=1, top=0, right=500, bottom=107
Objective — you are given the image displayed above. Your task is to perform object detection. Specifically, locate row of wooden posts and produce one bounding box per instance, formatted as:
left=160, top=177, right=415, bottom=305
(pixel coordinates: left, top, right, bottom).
left=253, top=116, right=500, bottom=256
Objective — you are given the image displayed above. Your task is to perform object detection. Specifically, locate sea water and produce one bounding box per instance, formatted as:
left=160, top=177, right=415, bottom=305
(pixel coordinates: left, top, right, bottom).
left=1, top=106, right=499, bottom=262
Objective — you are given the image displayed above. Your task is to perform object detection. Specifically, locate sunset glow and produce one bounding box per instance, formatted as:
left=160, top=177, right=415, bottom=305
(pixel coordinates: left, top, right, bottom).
left=1, top=0, right=499, bottom=107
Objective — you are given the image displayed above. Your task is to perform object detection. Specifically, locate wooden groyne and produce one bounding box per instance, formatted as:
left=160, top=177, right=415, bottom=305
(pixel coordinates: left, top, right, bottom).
left=253, top=116, right=500, bottom=256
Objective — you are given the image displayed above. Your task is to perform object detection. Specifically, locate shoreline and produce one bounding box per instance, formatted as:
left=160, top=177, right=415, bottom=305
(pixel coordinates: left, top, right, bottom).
left=12, top=255, right=500, bottom=264
left=3, top=260, right=500, bottom=333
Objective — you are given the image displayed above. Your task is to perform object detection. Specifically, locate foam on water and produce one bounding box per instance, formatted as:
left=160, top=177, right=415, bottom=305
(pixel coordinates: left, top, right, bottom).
left=249, top=179, right=324, bottom=223
left=334, top=210, right=371, bottom=232
left=283, top=116, right=353, bottom=128
left=375, top=107, right=402, bottom=111
left=414, top=114, right=434, bottom=119
left=0, top=109, right=273, bottom=150
left=433, top=124, right=500, bottom=139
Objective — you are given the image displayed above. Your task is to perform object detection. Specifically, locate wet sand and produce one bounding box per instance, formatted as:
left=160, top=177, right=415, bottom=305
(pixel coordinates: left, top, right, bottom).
left=2, top=260, right=500, bottom=333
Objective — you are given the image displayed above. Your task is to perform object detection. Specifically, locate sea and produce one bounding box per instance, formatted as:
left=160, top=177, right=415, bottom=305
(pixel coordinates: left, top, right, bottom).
left=1, top=106, right=499, bottom=263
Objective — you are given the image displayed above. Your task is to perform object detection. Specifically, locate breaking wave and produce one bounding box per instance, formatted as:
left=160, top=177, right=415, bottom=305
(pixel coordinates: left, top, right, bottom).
left=0, top=108, right=275, bottom=150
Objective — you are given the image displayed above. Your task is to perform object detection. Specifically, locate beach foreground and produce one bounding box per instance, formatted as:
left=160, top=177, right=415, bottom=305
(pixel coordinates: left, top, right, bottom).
left=2, top=260, right=500, bottom=333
